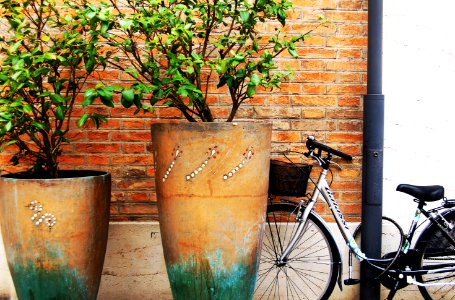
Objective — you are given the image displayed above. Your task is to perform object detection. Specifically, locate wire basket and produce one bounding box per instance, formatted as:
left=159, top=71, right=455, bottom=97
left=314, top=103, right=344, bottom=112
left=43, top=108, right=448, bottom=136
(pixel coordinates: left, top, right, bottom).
left=269, top=160, right=312, bottom=196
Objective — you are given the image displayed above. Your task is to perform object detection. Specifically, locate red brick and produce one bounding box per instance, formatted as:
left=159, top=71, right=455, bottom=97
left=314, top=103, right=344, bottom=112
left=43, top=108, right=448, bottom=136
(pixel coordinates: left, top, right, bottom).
left=123, top=144, right=146, bottom=153
left=87, top=155, right=111, bottom=165
left=327, top=109, right=363, bottom=119
left=337, top=73, right=362, bottom=83
left=128, top=192, right=151, bottom=202
left=327, top=61, right=367, bottom=71
left=122, top=119, right=146, bottom=129
left=118, top=204, right=158, bottom=215
left=112, top=155, right=153, bottom=165
left=338, top=168, right=361, bottom=179
left=291, top=120, right=336, bottom=131
left=60, top=155, right=85, bottom=165
left=75, top=143, right=121, bottom=153
left=339, top=120, right=363, bottom=131
left=278, top=83, right=302, bottom=94
left=303, top=84, right=326, bottom=94
left=294, top=72, right=337, bottom=83
left=116, top=179, right=155, bottom=190
left=338, top=49, right=363, bottom=59
left=302, top=35, right=326, bottom=46
left=338, top=96, right=361, bottom=107
left=337, top=1, right=363, bottom=10
left=272, top=131, right=301, bottom=143
left=269, top=96, right=290, bottom=105
left=337, top=24, right=367, bottom=35
left=325, top=11, right=368, bottom=22
left=87, top=131, right=110, bottom=141
left=327, top=132, right=363, bottom=143
left=303, top=109, right=326, bottom=119
left=303, top=60, right=326, bottom=70
left=293, top=0, right=337, bottom=9
left=297, top=48, right=337, bottom=59
left=326, top=84, right=366, bottom=95
left=292, top=95, right=337, bottom=106
left=111, top=131, right=151, bottom=142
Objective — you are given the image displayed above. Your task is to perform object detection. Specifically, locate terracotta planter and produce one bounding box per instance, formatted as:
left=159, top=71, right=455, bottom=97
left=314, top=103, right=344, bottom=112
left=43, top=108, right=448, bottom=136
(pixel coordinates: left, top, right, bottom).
left=151, top=122, right=271, bottom=300
left=0, top=170, right=111, bottom=300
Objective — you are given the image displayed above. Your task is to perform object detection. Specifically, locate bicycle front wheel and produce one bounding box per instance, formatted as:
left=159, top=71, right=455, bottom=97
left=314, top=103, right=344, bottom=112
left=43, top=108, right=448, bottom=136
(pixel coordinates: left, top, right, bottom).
left=415, top=209, right=455, bottom=300
left=255, top=203, right=340, bottom=300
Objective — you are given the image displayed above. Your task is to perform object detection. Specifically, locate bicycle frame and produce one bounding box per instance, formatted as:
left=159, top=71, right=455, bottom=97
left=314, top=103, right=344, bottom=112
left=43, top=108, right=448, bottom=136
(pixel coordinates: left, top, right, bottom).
left=279, top=166, right=366, bottom=264
left=278, top=162, right=455, bottom=282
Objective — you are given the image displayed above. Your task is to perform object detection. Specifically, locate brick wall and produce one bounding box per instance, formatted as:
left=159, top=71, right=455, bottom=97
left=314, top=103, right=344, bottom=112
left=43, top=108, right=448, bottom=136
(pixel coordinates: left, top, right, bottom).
left=0, top=0, right=367, bottom=222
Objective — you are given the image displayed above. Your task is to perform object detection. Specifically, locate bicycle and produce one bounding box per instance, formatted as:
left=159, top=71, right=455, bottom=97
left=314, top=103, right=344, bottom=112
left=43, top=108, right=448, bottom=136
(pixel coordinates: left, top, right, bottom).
left=255, top=136, right=455, bottom=300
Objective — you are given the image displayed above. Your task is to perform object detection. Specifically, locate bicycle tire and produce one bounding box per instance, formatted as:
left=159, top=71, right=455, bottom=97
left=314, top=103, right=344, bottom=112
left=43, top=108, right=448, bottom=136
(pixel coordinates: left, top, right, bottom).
left=415, top=209, right=455, bottom=300
left=255, top=203, right=340, bottom=300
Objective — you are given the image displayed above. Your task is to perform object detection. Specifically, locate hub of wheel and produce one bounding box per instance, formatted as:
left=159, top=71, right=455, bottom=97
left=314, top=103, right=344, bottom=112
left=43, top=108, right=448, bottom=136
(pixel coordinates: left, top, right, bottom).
left=276, top=258, right=288, bottom=267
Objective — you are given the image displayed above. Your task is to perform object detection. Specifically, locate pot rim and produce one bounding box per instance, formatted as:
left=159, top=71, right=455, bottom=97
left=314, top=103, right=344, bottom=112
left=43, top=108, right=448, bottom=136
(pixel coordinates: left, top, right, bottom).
left=0, top=170, right=110, bottom=181
left=151, top=120, right=271, bottom=127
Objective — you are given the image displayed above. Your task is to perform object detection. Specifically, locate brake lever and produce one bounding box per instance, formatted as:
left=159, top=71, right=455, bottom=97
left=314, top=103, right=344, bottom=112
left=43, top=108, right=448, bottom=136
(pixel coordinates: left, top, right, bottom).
left=306, top=151, right=324, bottom=166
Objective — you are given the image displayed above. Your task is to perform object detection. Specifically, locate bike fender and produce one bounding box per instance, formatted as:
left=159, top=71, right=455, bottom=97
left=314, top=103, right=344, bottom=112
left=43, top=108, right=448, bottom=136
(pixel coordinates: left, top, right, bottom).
left=415, top=208, right=455, bottom=249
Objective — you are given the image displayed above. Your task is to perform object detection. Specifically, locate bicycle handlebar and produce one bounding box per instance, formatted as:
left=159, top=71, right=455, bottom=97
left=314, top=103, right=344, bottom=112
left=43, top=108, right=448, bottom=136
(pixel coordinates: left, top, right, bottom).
left=305, top=136, right=353, bottom=161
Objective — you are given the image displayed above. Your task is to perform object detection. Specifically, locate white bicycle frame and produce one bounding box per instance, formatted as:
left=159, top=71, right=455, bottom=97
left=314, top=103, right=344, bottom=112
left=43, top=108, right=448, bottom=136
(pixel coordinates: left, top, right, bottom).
left=277, top=163, right=455, bottom=289
left=278, top=167, right=366, bottom=264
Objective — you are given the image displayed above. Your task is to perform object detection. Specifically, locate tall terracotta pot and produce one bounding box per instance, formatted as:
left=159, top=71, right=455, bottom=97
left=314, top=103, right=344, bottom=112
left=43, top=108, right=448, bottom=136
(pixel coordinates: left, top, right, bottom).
left=151, top=122, right=271, bottom=300
left=0, top=170, right=111, bottom=300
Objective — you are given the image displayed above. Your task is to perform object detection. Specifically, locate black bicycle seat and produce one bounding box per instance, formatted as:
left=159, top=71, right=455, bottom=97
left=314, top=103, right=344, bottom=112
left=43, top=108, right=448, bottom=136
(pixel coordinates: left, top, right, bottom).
left=396, top=184, right=444, bottom=202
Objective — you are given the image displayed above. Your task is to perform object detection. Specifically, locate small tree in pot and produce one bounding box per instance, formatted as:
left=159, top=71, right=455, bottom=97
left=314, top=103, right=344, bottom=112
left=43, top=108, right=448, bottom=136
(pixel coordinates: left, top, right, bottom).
left=78, top=1, right=328, bottom=300
left=80, top=0, right=326, bottom=122
left=0, top=0, right=118, bottom=178
left=0, top=0, right=114, bottom=299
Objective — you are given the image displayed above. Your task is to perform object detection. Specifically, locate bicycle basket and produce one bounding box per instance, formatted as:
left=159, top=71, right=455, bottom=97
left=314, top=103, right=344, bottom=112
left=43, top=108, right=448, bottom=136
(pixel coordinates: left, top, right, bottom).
left=269, top=160, right=312, bottom=196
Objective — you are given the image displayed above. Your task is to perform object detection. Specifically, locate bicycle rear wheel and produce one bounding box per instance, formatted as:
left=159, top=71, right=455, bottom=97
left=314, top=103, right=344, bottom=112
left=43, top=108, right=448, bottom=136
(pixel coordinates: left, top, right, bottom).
left=415, top=209, right=455, bottom=300
left=255, top=203, right=340, bottom=300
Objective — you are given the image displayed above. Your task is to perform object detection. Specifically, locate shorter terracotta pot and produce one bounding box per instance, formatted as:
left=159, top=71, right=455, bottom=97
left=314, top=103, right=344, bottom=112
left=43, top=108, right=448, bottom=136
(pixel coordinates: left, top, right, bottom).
left=0, top=170, right=111, bottom=300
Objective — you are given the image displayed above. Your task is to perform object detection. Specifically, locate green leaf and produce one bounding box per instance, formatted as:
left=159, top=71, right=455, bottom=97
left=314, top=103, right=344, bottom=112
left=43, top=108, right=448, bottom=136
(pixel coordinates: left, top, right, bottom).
left=98, top=88, right=114, bottom=107
left=250, top=74, right=261, bottom=86
left=121, top=89, right=135, bottom=108
left=77, top=113, right=89, bottom=127
left=8, top=41, right=21, bottom=54
left=82, top=89, right=97, bottom=107
left=246, top=85, right=256, bottom=97
left=239, top=11, right=250, bottom=22
left=31, top=121, right=47, bottom=130
left=55, top=106, right=65, bottom=121
left=52, top=94, right=66, bottom=104
left=85, top=57, right=95, bottom=73
left=11, top=71, right=22, bottom=81
left=4, top=121, right=13, bottom=132
left=288, top=48, right=298, bottom=58
left=119, top=19, right=134, bottom=30
left=277, top=9, right=287, bottom=26
left=91, top=113, right=107, bottom=129
left=23, top=105, right=33, bottom=113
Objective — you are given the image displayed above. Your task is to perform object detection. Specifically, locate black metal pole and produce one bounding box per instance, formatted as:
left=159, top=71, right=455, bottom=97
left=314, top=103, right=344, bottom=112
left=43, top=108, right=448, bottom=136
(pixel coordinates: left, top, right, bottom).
left=360, top=0, right=384, bottom=298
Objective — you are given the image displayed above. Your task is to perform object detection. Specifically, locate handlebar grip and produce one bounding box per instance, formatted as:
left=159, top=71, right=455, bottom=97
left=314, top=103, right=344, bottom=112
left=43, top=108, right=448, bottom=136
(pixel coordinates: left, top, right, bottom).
left=306, top=136, right=353, bottom=161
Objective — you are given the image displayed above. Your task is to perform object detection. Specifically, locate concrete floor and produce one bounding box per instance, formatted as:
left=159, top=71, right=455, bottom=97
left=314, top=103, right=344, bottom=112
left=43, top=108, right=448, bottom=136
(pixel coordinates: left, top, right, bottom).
left=1, top=222, right=427, bottom=299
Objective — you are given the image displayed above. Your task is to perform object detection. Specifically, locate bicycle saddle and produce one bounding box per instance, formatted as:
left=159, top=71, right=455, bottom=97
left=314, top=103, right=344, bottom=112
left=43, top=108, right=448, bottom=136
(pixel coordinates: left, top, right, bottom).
left=396, top=184, right=444, bottom=202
